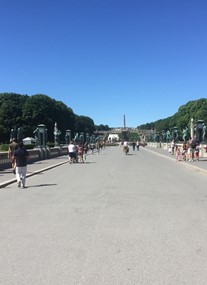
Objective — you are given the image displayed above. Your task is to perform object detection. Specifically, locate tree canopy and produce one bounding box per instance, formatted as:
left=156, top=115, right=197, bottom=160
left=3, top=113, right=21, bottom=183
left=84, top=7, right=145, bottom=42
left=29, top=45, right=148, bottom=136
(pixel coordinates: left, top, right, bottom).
left=1, top=93, right=206, bottom=143
left=0, top=93, right=98, bottom=143
left=137, top=98, right=207, bottom=137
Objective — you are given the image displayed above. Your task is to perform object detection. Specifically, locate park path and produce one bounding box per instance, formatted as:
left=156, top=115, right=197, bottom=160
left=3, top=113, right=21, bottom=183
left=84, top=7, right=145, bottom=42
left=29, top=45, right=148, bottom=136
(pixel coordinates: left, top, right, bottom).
left=0, top=146, right=207, bottom=285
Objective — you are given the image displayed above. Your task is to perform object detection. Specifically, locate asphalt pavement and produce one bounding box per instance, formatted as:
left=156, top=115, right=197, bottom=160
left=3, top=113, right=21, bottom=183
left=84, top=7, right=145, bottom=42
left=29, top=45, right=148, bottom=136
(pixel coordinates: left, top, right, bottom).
left=0, top=155, right=69, bottom=188
left=1, top=146, right=207, bottom=284
left=1, top=146, right=207, bottom=188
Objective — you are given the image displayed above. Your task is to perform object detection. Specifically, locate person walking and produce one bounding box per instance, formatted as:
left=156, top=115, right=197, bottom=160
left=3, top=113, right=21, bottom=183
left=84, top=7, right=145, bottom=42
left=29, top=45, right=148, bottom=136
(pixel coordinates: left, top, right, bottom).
left=170, top=139, right=175, bottom=155
left=13, top=142, right=29, bottom=188
left=96, top=140, right=101, bottom=154
left=123, top=141, right=129, bottom=154
left=187, top=137, right=195, bottom=162
left=136, top=141, right=140, bottom=151
left=132, top=141, right=136, bottom=151
left=77, top=144, right=84, bottom=163
left=175, top=145, right=181, bottom=162
left=68, top=140, right=77, bottom=164
left=8, top=138, right=18, bottom=174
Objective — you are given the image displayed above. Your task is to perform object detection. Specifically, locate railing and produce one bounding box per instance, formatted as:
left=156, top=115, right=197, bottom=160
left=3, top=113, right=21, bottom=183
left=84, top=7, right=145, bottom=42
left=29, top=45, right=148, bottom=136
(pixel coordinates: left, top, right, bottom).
left=0, top=146, right=68, bottom=170
left=146, top=142, right=207, bottom=157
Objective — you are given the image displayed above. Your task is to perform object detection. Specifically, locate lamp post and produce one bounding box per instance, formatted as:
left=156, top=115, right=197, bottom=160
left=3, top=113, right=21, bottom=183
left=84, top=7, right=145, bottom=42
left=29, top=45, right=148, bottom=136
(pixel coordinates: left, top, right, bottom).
left=39, top=124, right=47, bottom=147
left=196, top=120, right=204, bottom=143
left=190, top=118, right=194, bottom=139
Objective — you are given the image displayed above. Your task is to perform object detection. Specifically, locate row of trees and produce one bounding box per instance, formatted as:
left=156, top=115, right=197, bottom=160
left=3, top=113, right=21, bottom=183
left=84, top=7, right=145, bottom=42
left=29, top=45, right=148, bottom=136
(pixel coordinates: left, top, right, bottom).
left=137, top=98, right=207, bottom=136
left=0, top=93, right=110, bottom=143
left=1, top=93, right=206, bottom=144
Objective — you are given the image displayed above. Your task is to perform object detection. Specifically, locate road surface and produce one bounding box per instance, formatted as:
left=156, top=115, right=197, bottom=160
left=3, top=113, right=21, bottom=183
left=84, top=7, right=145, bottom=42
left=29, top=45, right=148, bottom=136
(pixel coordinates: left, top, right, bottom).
left=0, top=146, right=207, bottom=285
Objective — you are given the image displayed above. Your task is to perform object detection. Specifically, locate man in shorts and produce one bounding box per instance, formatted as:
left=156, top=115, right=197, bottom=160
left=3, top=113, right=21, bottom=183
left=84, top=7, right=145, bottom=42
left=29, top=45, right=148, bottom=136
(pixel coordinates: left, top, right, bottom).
left=68, top=140, right=77, bottom=164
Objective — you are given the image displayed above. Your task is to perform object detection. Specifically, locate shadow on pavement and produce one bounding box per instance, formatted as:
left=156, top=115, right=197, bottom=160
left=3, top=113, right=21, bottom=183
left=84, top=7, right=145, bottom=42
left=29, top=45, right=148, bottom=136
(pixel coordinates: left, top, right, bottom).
left=27, top=183, right=57, bottom=188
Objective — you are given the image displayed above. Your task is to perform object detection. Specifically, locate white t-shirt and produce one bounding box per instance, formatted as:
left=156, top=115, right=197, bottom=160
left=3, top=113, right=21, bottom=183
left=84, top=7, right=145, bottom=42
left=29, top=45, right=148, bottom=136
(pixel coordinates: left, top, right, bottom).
left=68, top=143, right=76, bottom=153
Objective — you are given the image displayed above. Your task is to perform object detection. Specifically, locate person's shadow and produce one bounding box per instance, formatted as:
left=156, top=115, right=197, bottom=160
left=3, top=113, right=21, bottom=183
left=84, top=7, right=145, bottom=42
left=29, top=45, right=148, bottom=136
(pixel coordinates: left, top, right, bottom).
left=26, top=183, right=57, bottom=188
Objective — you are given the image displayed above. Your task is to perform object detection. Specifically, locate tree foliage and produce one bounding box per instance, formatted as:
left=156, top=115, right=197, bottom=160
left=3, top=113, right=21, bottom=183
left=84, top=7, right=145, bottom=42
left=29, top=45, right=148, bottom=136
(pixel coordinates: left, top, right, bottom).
left=0, top=93, right=28, bottom=142
left=96, top=124, right=110, bottom=131
left=137, top=98, right=207, bottom=137
left=0, top=93, right=96, bottom=143
left=75, top=115, right=96, bottom=134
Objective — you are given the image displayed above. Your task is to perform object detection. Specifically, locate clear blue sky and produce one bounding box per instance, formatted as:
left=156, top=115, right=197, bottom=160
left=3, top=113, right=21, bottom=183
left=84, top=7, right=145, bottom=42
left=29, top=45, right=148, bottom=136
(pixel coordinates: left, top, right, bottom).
left=1, top=0, right=207, bottom=128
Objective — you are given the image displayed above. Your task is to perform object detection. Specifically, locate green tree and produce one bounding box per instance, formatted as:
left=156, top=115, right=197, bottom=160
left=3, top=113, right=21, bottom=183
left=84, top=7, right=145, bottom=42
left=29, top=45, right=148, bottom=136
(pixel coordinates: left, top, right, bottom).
left=137, top=98, right=207, bottom=140
left=53, top=100, right=75, bottom=142
left=0, top=93, right=28, bottom=142
left=22, top=94, right=57, bottom=140
left=96, top=124, right=110, bottom=131
left=22, top=94, right=76, bottom=142
left=75, top=115, right=96, bottom=135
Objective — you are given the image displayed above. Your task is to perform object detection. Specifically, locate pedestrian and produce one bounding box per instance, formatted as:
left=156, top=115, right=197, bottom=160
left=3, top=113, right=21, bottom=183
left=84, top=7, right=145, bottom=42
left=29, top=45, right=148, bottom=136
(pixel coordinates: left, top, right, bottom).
left=68, top=140, right=77, bottom=164
left=13, top=142, right=29, bottom=188
left=136, top=141, right=140, bottom=151
left=96, top=140, right=101, bottom=154
left=123, top=141, right=129, bottom=154
left=132, top=141, right=136, bottom=151
left=187, top=138, right=195, bottom=162
left=77, top=144, right=84, bottom=163
left=195, top=143, right=200, bottom=161
left=170, top=139, right=175, bottom=155
left=8, top=138, right=18, bottom=174
left=182, top=142, right=188, bottom=161
left=175, top=145, right=181, bottom=162
left=84, top=142, right=89, bottom=154
left=90, top=143, right=95, bottom=154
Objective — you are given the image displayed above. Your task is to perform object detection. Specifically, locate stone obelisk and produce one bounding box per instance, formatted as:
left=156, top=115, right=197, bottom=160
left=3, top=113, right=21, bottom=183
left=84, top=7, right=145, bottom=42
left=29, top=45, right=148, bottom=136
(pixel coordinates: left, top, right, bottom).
left=122, top=114, right=128, bottom=140
left=123, top=114, right=126, bottom=129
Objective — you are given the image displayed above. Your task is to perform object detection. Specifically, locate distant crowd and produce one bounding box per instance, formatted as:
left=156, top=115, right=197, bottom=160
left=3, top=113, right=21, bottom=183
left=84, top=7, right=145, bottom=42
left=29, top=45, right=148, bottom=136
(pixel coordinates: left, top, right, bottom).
left=68, top=140, right=105, bottom=164
left=169, top=138, right=204, bottom=162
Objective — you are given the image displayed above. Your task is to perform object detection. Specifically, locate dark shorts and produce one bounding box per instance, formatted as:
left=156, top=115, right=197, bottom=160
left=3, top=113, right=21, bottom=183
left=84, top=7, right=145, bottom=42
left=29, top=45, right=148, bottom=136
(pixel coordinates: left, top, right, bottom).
left=69, top=152, right=76, bottom=158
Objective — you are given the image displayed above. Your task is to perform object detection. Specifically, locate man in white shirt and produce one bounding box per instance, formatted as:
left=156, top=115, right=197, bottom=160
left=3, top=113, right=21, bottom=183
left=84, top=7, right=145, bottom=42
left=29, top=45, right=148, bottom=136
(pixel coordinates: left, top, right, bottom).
left=68, top=141, right=77, bottom=164
left=123, top=141, right=129, bottom=154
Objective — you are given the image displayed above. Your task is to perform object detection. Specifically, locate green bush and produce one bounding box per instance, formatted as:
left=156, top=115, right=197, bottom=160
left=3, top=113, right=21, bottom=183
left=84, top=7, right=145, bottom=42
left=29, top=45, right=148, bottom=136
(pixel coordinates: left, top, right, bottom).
left=0, top=144, right=9, bottom=151
left=0, top=143, right=35, bottom=151
left=47, top=142, right=55, bottom=148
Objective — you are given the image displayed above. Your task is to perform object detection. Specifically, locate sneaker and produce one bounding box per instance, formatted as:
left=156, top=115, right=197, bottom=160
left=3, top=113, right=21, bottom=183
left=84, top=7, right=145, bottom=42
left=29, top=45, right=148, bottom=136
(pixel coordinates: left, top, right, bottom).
left=17, top=181, right=21, bottom=188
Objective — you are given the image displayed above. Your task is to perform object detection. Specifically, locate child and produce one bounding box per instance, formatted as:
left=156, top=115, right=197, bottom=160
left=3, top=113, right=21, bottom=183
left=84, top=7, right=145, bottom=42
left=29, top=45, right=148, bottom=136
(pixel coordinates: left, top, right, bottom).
left=78, top=144, right=84, bottom=163
left=175, top=146, right=181, bottom=162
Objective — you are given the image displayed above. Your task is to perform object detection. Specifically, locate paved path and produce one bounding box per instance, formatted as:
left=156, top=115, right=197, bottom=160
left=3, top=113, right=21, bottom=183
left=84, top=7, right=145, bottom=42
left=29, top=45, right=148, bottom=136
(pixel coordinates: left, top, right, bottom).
left=1, top=146, right=207, bottom=188
left=0, top=146, right=207, bottom=284
left=0, top=155, right=69, bottom=188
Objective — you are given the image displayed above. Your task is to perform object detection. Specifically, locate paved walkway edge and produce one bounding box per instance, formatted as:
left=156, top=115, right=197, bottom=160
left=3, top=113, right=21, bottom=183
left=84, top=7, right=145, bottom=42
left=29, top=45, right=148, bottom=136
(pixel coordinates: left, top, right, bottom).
left=143, top=147, right=207, bottom=176
left=0, top=160, right=68, bottom=188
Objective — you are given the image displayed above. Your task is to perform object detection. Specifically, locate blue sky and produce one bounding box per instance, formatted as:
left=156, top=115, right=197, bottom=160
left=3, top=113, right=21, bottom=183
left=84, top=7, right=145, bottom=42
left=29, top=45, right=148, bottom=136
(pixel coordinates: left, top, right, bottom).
left=0, top=0, right=207, bottom=128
